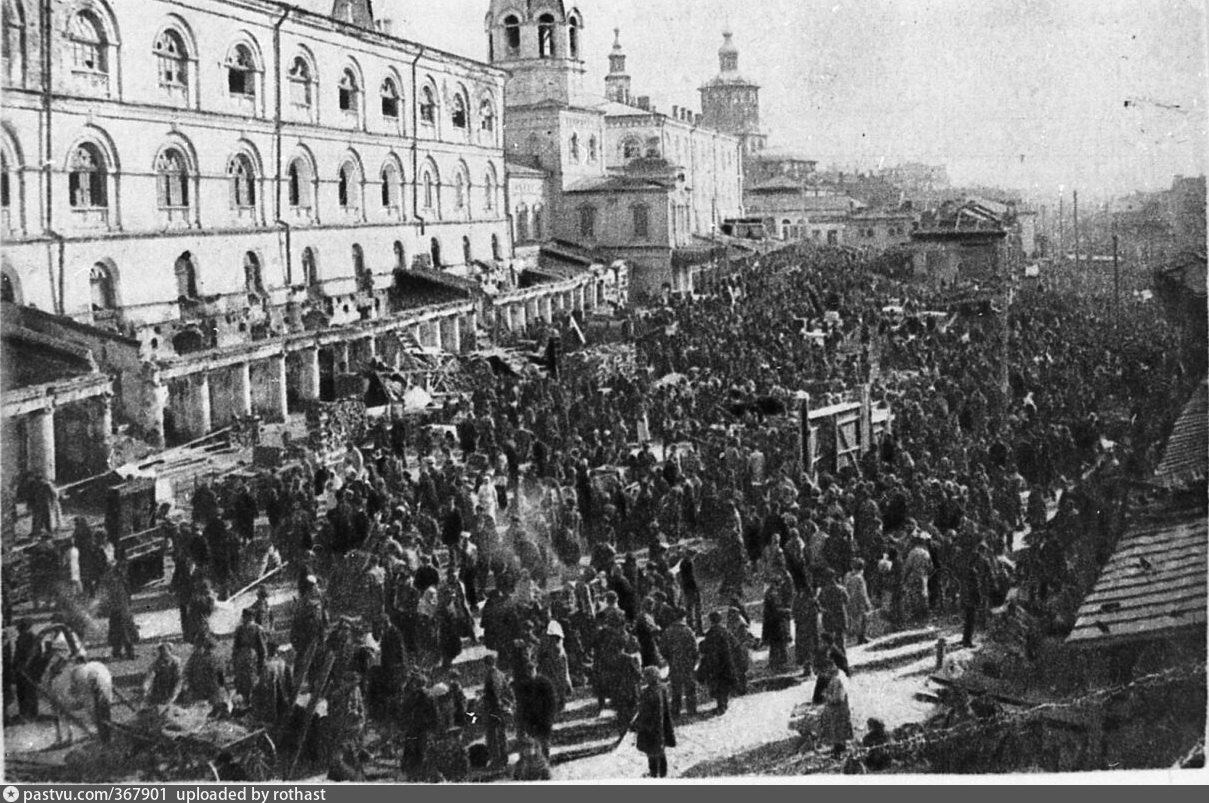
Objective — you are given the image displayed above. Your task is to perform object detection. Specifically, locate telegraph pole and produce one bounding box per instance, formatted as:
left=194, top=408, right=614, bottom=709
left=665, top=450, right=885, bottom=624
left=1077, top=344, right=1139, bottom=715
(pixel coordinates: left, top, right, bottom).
left=1058, top=193, right=1066, bottom=264
left=1072, top=189, right=1080, bottom=272
left=1113, top=228, right=1121, bottom=328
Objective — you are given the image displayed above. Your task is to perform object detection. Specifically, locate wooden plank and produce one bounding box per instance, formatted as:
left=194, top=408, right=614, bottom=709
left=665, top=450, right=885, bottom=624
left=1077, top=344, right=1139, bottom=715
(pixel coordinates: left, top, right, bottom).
left=1082, top=569, right=1207, bottom=604
left=1088, top=570, right=1209, bottom=602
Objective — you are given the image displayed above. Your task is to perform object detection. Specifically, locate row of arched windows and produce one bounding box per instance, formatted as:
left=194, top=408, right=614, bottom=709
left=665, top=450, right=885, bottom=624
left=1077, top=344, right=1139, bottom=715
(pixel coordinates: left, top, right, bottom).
left=49, top=134, right=501, bottom=223
left=1, top=2, right=498, bottom=143
left=495, top=12, right=581, bottom=61
left=567, top=132, right=599, bottom=165
left=0, top=231, right=506, bottom=318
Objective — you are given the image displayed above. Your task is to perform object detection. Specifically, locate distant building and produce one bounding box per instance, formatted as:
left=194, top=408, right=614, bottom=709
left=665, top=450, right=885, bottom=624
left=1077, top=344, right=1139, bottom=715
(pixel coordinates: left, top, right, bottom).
left=489, top=6, right=743, bottom=297
left=699, top=31, right=768, bottom=160
left=877, top=162, right=951, bottom=195
left=906, top=199, right=1012, bottom=286
left=744, top=178, right=860, bottom=244
left=846, top=208, right=918, bottom=252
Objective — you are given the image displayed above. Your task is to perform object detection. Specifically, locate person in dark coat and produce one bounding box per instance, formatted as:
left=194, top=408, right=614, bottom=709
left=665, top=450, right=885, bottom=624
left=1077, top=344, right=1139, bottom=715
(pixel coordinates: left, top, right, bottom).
left=661, top=609, right=700, bottom=716
left=677, top=551, right=703, bottom=634
left=762, top=584, right=792, bottom=672
left=633, top=666, right=676, bottom=778
left=514, top=662, right=558, bottom=760
left=103, top=563, right=138, bottom=660
left=634, top=599, right=664, bottom=668
left=608, top=566, right=638, bottom=622
left=481, top=654, right=514, bottom=767
left=696, top=611, right=738, bottom=714
left=13, top=620, right=41, bottom=720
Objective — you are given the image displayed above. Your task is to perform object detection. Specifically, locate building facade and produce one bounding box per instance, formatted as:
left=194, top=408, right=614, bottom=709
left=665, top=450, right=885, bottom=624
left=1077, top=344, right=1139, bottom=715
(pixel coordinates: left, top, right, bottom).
left=1, top=0, right=605, bottom=473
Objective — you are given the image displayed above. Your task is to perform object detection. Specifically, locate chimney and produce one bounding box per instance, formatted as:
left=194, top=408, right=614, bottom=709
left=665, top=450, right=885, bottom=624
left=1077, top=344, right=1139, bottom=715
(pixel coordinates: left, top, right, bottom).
left=637, top=96, right=650, bottom=111
left=672, top=105, right=680, bottom=120
left=377, top=18, right=393, bottom=35
left=695, top=113, right=702, bottom=126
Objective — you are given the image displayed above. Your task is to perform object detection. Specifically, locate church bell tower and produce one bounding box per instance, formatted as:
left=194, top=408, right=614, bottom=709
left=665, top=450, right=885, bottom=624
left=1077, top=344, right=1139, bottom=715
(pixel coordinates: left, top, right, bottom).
left=485, top=1, right=588, bottom=108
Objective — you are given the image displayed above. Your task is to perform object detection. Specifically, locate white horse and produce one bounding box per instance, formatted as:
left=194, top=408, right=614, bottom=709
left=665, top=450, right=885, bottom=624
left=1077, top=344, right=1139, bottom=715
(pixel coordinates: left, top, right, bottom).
left=30, top=628, right=114, bottom=746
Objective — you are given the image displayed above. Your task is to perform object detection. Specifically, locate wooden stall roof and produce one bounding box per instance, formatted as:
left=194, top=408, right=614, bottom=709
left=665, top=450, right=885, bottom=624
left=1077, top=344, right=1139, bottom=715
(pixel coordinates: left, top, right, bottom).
left=1067, top=503, right=1208, bottom=649
left=1154, top=379, right=1208, bottom=488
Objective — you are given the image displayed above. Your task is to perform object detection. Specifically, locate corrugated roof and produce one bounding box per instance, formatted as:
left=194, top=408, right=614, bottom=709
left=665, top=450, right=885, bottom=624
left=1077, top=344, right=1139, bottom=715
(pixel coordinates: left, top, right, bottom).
left=1067, top=504, right=1208, bottom=648
left=1154, top=379, right=1209, bottom=487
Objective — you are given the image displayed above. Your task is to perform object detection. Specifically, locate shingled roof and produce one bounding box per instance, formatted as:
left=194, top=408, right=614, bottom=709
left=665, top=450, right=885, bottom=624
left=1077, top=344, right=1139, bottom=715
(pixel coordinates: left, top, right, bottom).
left=1067, top=503, right=1208, bottom=649
left=1154, top=379, right=1208, bottom=488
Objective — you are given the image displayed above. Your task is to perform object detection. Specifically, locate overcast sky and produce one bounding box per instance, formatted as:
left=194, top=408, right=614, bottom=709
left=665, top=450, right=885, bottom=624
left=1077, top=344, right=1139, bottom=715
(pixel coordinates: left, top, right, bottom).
left=380, top=0, right=1208, bottom=202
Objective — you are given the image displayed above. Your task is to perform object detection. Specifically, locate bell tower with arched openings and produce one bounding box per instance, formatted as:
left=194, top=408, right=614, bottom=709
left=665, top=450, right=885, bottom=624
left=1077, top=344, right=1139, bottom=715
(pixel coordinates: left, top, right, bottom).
left=485, top=1, right=587, bottom=108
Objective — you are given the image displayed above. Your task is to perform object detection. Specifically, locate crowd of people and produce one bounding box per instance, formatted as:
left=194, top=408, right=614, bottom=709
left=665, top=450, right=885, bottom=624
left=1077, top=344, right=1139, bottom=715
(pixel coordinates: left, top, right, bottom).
left=4, top=240, right=1195, bottom=779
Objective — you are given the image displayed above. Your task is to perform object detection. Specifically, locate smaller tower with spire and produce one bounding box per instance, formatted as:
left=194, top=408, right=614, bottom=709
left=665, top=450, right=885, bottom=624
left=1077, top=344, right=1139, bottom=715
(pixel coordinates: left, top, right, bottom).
left=605, top=28, right=632, bottom=105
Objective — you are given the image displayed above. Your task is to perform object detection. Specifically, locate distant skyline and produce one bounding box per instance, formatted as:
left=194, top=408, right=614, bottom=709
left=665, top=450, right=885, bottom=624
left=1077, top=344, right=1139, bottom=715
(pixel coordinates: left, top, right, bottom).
left=381, top=0, right=1208, bottom=203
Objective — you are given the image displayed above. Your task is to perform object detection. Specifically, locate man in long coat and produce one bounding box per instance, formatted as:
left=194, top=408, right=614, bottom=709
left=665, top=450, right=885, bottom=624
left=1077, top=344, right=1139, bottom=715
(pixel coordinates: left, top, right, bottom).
left=661, top=609, right=699, bottom=716
left=696, top=611, right=738, bottom=714
left=634, top=666, right=676, bottom=778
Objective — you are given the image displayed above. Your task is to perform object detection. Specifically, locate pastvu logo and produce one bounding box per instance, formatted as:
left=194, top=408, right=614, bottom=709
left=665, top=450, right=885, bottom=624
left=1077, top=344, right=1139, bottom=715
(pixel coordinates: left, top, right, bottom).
left=4, top=785, right=20, bottom=802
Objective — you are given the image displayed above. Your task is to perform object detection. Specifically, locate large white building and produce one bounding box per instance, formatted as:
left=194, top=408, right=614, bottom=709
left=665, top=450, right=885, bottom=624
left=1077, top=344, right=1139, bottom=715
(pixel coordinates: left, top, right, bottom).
left=1, top=0, right=604, bottom=481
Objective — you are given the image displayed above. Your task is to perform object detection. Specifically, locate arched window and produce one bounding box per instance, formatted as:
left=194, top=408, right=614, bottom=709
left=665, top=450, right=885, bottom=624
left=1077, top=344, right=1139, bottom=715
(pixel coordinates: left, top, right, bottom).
left=578, top=205, right=596, bottom=239
left=491, top=233, right=501, bottom=261
left=632, top=204, right=649, bottom=238
left=380, top=77, right=400, bottom=119
left=353, top=244, right=372, bottom=292
left=588, top=135, right=598, bottom=162
left=479, top=99, right=495, bottom=133
left=90, top=262, right=116, bottom=310
left=622, top=138, right=641, bottom=160
left=338, top=68, right=359, bottom=113
left=68, top=11, right=106, bottom=73
left=68, top=143, right=107, bottom=208
left=569, top=133, right=580, bottom=163
left=483, top=169, right=496, bottom=212
left=301, top=247, right=319, bottom=286
left=338, top=161, right=360, bottom=209
left=1, top=151, right=12, bottom=216
left=538, top=14, right=555, bottom=58
left=451, top=93, right=468, bottom=129
left=532, top=206, right=543, bottom=240
left=226, top=43, right=256, bottom=97
left=155, top=148, right=190, bottom=208
left=504, top=15, right=520, bottom=53
left=569, top=16, right=580, bottom=59
left=288, top=55, right=312, bottom=108
left=462, top=235, right=472, bottom=265
left=154, top=29, right=188, bottom=90
left=229, top=153, right=256, bottom=209
left=393, top=241, right=406, bottom=270
left=243, top=251, right=265, bottom=296
left=420, top=85, right=437, bottom=125
left=2, top=0, right=26, bottom=86
left=430, top=237, right=442, bottom=268
left=454, top=170, right=466, bottom=210
left=422, top=166, right=437, bottom=211
left=645, top=137, right=661, bottom=158
left=174, top=251, right=199, bottom=299
left=287, top=157, right=314, bottom=208
left=380, top=161, right=401, bottom=209
left=515, top=204, right=529, bottom=242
